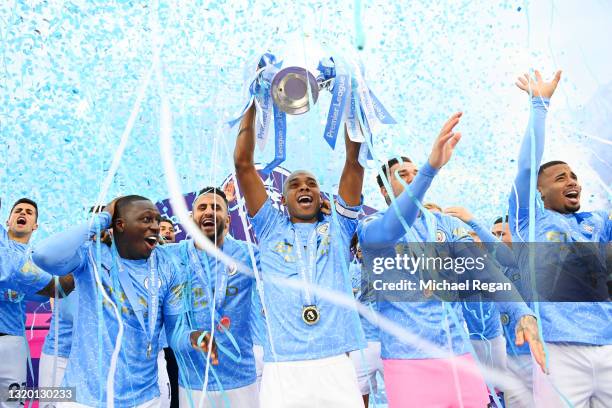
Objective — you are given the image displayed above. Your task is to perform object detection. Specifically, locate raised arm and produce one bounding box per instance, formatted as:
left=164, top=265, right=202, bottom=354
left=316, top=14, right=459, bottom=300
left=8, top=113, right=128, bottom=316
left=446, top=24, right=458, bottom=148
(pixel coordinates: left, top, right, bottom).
left=360, top=112, right=463, bottom=246
left=511, top=70, right=561, bottom=210
left=35, top=275, right=76, bottom=298
left=444, top=206, right=516, bottom=268
left=338, top=128, right=364, bottom=206
left=32, top=211, right=112, bottom=275
left=233, top=104, right=268, bottom=216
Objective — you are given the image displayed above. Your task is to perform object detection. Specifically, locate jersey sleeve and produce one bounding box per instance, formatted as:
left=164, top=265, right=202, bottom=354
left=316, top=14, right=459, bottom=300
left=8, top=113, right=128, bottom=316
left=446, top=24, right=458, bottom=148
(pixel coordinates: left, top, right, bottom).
left=358, top=162, right=438, bottom=247
left=32, top=213, right=112, bottom=276
left=248, top=198, right=285, bottom=242
left=509, top=97, right=549, bottom=238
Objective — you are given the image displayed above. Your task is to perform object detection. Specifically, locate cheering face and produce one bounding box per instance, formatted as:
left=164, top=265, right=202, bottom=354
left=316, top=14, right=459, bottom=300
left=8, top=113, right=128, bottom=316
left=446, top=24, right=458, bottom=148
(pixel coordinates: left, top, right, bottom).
left=381, top=162, right=418, bottom=204
left=159, top=221, right=176, bottom=243
left=282, top=171, right=322, bottom=222
left=538, top=164, right=582, bottom=214
left=7, top=203, right=38, bottom=239
left=114, top=200, right=161, bottom=259
left=192, top=193, right=229, bottom=242
left=491, top=222, right=512, bottom=247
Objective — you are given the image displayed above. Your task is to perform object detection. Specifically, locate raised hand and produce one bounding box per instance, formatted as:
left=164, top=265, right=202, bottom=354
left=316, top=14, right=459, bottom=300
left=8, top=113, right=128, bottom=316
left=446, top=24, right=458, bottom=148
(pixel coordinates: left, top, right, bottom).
left=428, top=112, right=463, bottom=170
left=443, top=206, right=474, bottom=223
left=320, top=198, right=332, bottom=215
left=104, top=197, right=121, bottom=219
left=223, top=180, right=237, bottom=203
left=515, top=70, right=562, bottom=99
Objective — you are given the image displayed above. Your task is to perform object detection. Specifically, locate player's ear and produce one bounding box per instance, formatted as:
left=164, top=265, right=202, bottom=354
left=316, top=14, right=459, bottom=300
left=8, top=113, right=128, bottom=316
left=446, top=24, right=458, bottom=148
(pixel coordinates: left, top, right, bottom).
left=32, top=222, right=38, bottom=232
left=281, top=195, right=287, bottom=207
left=114, top=218, right=126, bottom=233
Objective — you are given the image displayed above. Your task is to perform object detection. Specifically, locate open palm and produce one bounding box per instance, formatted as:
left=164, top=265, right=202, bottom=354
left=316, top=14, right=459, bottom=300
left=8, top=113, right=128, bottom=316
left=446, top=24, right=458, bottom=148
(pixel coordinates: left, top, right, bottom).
left=428, top=112, right=463, bottom=170
left=516, top=70, right=562, bottom=99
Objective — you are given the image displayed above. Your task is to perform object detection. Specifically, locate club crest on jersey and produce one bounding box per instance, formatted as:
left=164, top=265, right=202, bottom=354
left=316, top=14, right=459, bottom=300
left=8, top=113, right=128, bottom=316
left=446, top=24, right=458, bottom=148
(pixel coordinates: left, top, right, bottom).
left=143, top=276, right=162, bottom=290
left=226, top=263, right=238, bottom=276
left=436, top=230, right=447, bottom=242
left=317, top=222, right=330, bottom=235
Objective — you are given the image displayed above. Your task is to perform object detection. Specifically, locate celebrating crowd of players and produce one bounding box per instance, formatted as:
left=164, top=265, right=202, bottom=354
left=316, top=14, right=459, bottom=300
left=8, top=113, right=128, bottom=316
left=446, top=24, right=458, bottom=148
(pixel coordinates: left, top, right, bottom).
left=0, top=70, right=610, bottom=408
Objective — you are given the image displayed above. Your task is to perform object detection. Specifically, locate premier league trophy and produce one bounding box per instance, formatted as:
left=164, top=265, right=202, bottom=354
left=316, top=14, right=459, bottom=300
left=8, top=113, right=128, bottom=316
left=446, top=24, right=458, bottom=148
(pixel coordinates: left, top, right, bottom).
left=228, top=46, right=396, bottom=175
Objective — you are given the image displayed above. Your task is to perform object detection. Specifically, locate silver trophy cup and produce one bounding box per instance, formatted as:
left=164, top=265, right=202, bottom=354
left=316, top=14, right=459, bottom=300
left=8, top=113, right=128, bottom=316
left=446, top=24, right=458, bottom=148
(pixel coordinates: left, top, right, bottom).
left=270, top=66, right=321, bottom=115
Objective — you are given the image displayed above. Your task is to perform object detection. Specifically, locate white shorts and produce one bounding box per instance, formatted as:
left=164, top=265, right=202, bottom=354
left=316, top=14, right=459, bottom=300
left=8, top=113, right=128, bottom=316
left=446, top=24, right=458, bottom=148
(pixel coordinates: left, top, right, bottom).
left=38, top=352, right=69, bottom=388
left=504, top=354, right=535, bottom=408
left=157, top=350, right=171, bottom=408
left=260, top=354, right=363, bottom=408
left=0, top=335, right=27, bottom=408
left=537, top=343, right=612, bottom=408
left=179, top=382, right=258, bottom=408
left=253, top=345, right=264, bottom=391
left=470, top=335, right=508, bottom=372
left=349, top=342, right=384, bottom=395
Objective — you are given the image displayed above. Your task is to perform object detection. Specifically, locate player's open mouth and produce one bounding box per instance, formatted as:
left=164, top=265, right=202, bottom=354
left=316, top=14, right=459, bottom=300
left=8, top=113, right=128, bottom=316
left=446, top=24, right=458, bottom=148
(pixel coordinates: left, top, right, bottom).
left=564, top=189, right=580, bottom=205
left=201, top=219, right=215, bottom=228
left=297, top=195, right=313, bottom=208
left=16, top=217, right=27, bottom=225
left=144, top=236, right=158, bottom=250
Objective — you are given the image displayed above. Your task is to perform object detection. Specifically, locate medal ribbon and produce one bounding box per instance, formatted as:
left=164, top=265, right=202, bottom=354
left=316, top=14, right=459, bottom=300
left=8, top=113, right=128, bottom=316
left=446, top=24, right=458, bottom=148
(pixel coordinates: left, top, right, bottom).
left=293, top=226, right=320, bottom=306
left=110, top=244, right=159, bottom=356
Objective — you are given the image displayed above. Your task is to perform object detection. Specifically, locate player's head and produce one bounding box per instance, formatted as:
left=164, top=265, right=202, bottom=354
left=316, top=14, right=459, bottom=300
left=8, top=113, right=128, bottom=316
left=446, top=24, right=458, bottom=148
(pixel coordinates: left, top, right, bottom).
left=376, top=156, right=417, bottom=205
left=112, top=195, right=160, bottom=259
left=192, top=187, right=229, bottom=244
left=537, top=161, right=581, bottom=213
left=159, top=217, right=176, bottom=243
left=491, top=215, right=512, bottom=246
left=423, top=202, right=442, bottom=213
left=282, top=170, right=321, bottom=223
left=7, top=198, right=38, bottom=242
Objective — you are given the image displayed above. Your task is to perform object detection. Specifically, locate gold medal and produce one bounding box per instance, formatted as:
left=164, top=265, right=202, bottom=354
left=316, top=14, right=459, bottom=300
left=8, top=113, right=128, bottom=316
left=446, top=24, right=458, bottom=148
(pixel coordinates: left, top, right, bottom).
left=302, top=305, right=320, bottom=325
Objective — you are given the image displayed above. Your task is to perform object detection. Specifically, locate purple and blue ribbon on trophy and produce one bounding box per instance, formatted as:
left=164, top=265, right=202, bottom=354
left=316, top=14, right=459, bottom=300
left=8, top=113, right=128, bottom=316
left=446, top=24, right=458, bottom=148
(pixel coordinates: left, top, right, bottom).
left=228, top=52, right=397, bottom=175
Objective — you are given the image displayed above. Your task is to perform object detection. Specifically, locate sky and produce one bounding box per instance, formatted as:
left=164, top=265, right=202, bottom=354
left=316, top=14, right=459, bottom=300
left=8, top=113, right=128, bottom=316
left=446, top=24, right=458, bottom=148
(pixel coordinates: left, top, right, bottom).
left=1, top=0, right=610, bottom=239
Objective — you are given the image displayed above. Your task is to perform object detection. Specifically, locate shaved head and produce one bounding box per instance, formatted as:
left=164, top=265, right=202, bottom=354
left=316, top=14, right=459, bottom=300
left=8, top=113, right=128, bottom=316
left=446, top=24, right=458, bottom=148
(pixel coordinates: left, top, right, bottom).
left=283, top=170, right=318, bottom=197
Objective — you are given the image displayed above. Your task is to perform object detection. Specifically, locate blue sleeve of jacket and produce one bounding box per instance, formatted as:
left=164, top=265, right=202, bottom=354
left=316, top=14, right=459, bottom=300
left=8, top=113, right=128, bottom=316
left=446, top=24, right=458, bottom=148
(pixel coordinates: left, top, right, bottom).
left=32, top=213, right=111, bottom=276
left=509, top=98, right=549, bottom=219
left=359, top=162, right=439, bottom=246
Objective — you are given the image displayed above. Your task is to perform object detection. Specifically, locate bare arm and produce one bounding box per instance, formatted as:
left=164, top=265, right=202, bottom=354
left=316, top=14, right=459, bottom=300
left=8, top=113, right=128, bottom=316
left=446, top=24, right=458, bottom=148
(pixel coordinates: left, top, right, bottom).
left=36, top=274, right=75, bottom=298
left=338, top=127, right=364, bottom=206
left=233, top=104, right=268, bottom=216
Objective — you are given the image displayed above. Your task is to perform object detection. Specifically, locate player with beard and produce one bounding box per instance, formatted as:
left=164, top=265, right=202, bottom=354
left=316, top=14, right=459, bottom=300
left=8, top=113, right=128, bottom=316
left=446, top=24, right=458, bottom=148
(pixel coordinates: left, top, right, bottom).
left=509, top=70, right=611, bottom=406
left=234, top=104, right=366, bottom=407
left=31, top=195, right=198, bottom=408
left=357, top=114, right=544, bottom=408
left=164, top=187, right=259, bottom=408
